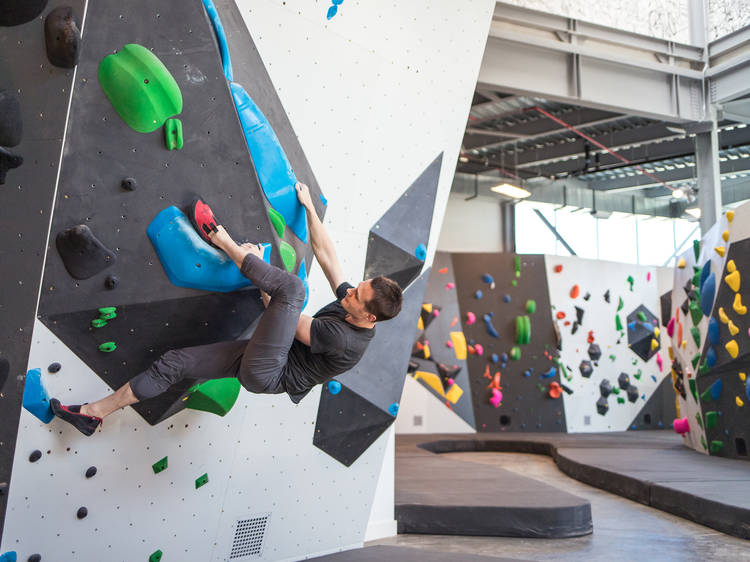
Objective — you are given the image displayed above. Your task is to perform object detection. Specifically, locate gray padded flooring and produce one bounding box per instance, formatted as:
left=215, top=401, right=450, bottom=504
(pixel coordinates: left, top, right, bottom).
left=309, top=545, right=527, bottom=561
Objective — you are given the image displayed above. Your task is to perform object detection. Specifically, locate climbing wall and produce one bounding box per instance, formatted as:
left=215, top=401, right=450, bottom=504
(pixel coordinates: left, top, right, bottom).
left=1, top=0, right=495, bottom=559
left=668, top=202, right=750, bottom=460
left=545, top=256, right=669, bottom=432
left=452, top=253, right=565, bottom=433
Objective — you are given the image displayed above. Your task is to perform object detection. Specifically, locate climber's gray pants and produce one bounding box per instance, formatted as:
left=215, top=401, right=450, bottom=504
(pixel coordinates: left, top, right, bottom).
left=129, top=254, right=305, bottom=400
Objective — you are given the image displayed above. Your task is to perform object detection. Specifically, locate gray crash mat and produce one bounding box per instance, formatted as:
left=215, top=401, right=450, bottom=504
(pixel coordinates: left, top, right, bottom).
left=308, top=545, right=527, bottom=561
left=396, top=447, right=592, bottom=538
left=399, top=431, right=750, bottom=540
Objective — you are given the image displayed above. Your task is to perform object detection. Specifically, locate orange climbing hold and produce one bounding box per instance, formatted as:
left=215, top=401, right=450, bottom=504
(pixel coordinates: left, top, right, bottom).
left=439, top=267, right=448, bottom=274
left=556, top=311, right=566, bottom=320
left=570, top=285, right=580, bottom=299
left=450, top=316, right=458, bottom=327
left=554, top=264, right=563, bottom=273
left=587, top=330, right=595, bottom=344
left=548, top=382, right=562, bottom=399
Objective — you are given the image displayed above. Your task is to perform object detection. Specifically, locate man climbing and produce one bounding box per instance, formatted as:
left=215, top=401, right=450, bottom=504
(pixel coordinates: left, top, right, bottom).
left=50, top=183, right=403, bottom=435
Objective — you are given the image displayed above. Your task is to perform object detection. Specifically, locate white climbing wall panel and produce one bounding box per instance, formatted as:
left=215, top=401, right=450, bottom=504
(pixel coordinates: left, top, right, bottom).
left=1, top=0, right=495, bottom=560
left=544, top=256, right=666, bottom=433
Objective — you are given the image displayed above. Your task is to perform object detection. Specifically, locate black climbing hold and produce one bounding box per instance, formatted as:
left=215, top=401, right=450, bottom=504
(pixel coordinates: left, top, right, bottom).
left=55, top=224, right=116, bottom=280
left=583, top=292, right=591, bottom=301
left=596, top=396, right=609, bottom=415
left=76, top=506, right=88, bottom=519
left=0, top=356, right=9, bottom=392
left=44, top=6, right=80, bottom=68
left=499, top=414, right=511, bottom=426
left=0, top=482, right=7, bottom=496
left=618, top=372, right=631, bottom=390
left=85, top=466, right=97, bottom=478
left=588, top=343, right=602, bottom=362
left=604, top=289, right=611, bottom=303
left=0, top=146, right=23, bottom=184
left=29, top=450, right=42, bottom=463
left=0, top=90, right=23, bottom=147
left=28, top=555, right=41, bottom=562
left=579, top=360, right=593, bottom=378
left=104, top=275, right=119, bottom=290
left=121, top=177, right=137, bottom=191
left=0, top=0, right=48, bottom=26
left=599, top=379, right=612, bottom=398
left=571, top=321, right=579, bottom=335
left=627, top=385, right=639, bottom=403
left=407, top=360, right=419, bottom=374
left=47, top=362, right=61, bottom=373
left=680, top=298, right=689, bottom=316
left=560, top=383, right=573, bottom=395
left=574, top=306, right=584, bottom=324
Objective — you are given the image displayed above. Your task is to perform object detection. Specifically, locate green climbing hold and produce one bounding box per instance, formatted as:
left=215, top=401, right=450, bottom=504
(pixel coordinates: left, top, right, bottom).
left=627, top=275, right=634, bottom=291
left=705, top=410, right=717, bottom=429
left=91, top=318, right=107, bottom=328
left=98, top=44, right=183, bottom=133
left=164, top=117, right=183, bottom=150
left=634, top=370, right=642, bottom=380
left=149, top=550, right=163, bottom=562
left=688, top=378, right=698, bottom=401
left=99, top=311, right=117, bottom=320
left=700, top=435, right=707, bottom=450
left=615, top=314, right=623, bottom=331
left=691, top=353, right=701, bottom=370
left=98, top=307, right=116, bottom=315
left=690, top=326, right=701, bottom=347
left=700, top=386, right=714, bottom=402
left=195, top=473, right=209, bottom=489
left=617, top=397, right=625, bottom=404
left=710, top=440, right=724, bottom=453
left=184, top=378, right=241, bottom=417
left=525, top=300, right=536, bottom=314
left=279, top=241, right=296, bottom=272
left=693, top=239, right=700, bottom=261
left=510, top=346, right=521, bottom=360
left=514, top=255, right=521, bottom=277
left=515, top=315, right=531, bottom=345
left=612, top=387, right=620, bottom=395
left=609, top=354, right=616, bottom=361
left=637, top=311, right=647, bottom=322
left=152, top=456, right=168, bottom=474
left=268, top=208, right=286, bottom=238
left=98, top=342, right=116, bottom=352
left=695, top=411, right=703, bottom=428
left=511, top=280, right=518, bottom=287
left=617, top=297, right=624, bottom=312
left=689, top=301, right=702, bottom=326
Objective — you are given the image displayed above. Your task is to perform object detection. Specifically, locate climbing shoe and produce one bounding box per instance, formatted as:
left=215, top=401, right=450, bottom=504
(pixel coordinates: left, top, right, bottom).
left=189, top=197, right=220, bottom=245
left=50, top=398, right=102, bottom=436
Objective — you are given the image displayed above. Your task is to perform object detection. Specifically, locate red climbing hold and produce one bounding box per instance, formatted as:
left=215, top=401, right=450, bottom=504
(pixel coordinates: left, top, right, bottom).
left=570, top=285, right=580, bottom=299
left=556, top=311, right=566, bottom=320
left=554, top=264, right=563, bottom=273
left=587, top=330, right=595, bottom=344
left=439, top=267, right=448, bottom=274
left=549, top=382, right=562, bottom=399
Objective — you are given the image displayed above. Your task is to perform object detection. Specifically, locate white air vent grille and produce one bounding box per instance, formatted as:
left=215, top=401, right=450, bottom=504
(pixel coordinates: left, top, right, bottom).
left=229, top=514, right=269, bottom=560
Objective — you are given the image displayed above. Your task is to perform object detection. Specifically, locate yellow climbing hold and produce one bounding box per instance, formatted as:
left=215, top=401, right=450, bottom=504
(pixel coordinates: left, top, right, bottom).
left=729, top=320, right=740, bottom=336
left=725, top=270, right=741, bottom=292
left=727, top=210, right=735, bottom=223
left=413, top=371, right=446, bottom=397
left=450, top=331, right=467, bottom=360
left=733, top=293, right=747, bottom=315
left=726, top=339, right=739, bottom=359
left=668, top=346, right=674, bottom=360
left=722, top=230, right=730, bottom=243
left=740, top=372, right=747, bottom=382
left=417, top=316, right=424, bottom=331
left=423, top=303, right=433, bottom=314
left=677, top=258, right=687, bottom=269
left=715, top=246, right=726, bottom=257
left=681, top=340, right=687, bottom=349
left=445, top=383, right=464, bottom=404
left=727, top=260, right=737, bottom=273
left=654, top=327, right=660, bottom=338
left=737, top=396, right=744, bottom=407
left=650, top=338, right=659, bottom=350
left=719, top=307, right=730, bottom=324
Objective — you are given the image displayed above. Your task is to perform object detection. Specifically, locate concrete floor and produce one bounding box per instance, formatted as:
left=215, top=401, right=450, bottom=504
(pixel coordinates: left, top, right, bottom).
left=369, top=452, right=750, bottom=562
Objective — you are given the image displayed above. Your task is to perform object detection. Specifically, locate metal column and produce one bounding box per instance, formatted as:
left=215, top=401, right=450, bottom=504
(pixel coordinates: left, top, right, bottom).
left=500, top=201, right=516, bottom=253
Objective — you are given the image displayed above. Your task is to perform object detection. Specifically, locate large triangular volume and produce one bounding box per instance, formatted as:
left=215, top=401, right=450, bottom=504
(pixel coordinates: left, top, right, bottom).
left=627, top=374, right=677, bottom=430
left=364, top=232, right=425, bottom=289
left=312, top=385, right=396, bottom=467
left=364, top=154, right=443, bottom=288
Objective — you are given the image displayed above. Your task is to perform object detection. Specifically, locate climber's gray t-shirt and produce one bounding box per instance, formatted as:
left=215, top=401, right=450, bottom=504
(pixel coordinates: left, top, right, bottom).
left=282, top=282, right=375, bottom=403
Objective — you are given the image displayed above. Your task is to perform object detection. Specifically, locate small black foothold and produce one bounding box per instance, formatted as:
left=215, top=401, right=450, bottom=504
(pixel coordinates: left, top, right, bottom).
left=121, top=177, right=137, bottom=191
left=28, top=554, right=42, bottom=562
left=104, top=275, right=119, bottom=290
left=76, top=506, right=88, bottom=519
left=48, top=362, right=62, bottom=373
left=85, top=466, right=97, bottom=478
left=29, top=450, right=42, bottom=463
left=0, top=482, right=7, bottom=496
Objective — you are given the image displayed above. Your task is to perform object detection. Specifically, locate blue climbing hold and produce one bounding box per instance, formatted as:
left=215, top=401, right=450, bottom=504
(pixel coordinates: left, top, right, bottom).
left=707, top=317, right=720, bottom=346
left=709, top=378, right=723, bottom=401
left=540, top=368, right=556, bottom=379
left=147, top=206, right=271, bottom=292
left=332, top=0, right=344, bottom=4
left=745, top=379, right=750, bottom=401
left=474, top=290, right=483, bottom=299
left=229, top=82, right=308, bottom=244
left=699, top=260, right=711, bottom=292
left=483, top=313, right=499, bottom=338
left=482, top=273, right=494, bottom=285
left=327, top=380, right=341, bottom=395
left=523, top=370, right=531, bottom=377
left=503, top=294, right=511, bottom=303
left=657, top=421, right=663, bottom=429
left=500, top=353, right=508, bottom=363
left=22, top=369, right=53, bottom=424
left=326, top=5, right=338, bottom=19
left=201, top=0, right=233, bottom=81
left=388, top=402, right=399, bottom=417
left=320, top=193, right=328, bottom=206
left=651, top=375, right=657, bottom=382
left=490, top=353, right=499, bottom=364
left=297, top=257, right=309, bottom=309
left=415, top=243, right=427, bottom=261
left=706, top=347, right=717, bottom=367
left=700, top=272, right=716, bottom=317
left=0, top=552, right=17, bottom=562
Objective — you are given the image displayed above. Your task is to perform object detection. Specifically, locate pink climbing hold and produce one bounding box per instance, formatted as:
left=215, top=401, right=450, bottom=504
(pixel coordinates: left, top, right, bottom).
left=673, top=417, right=690, bottom=435
left=447, top=378, right=455, bottom=386
left=433, top=309, right=440, bottom=317
left=474, top=343, right=484, bottom=356
left=656, top=353, right=663, bottom=372
left=445, top=340, right=454, bottom=348
left=446, top=282, right=455, bottom=290
left=666, top=317, right=675, bottom=337
left=466, top=311, right=476, bottom=325
left=489, top=388, right=503, bottom=408
left=647, top=272, right=651, bottom=282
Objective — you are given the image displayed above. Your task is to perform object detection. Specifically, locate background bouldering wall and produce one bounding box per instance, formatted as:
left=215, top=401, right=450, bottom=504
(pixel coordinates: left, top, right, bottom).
left=0, top=0, right=496, bottom=559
